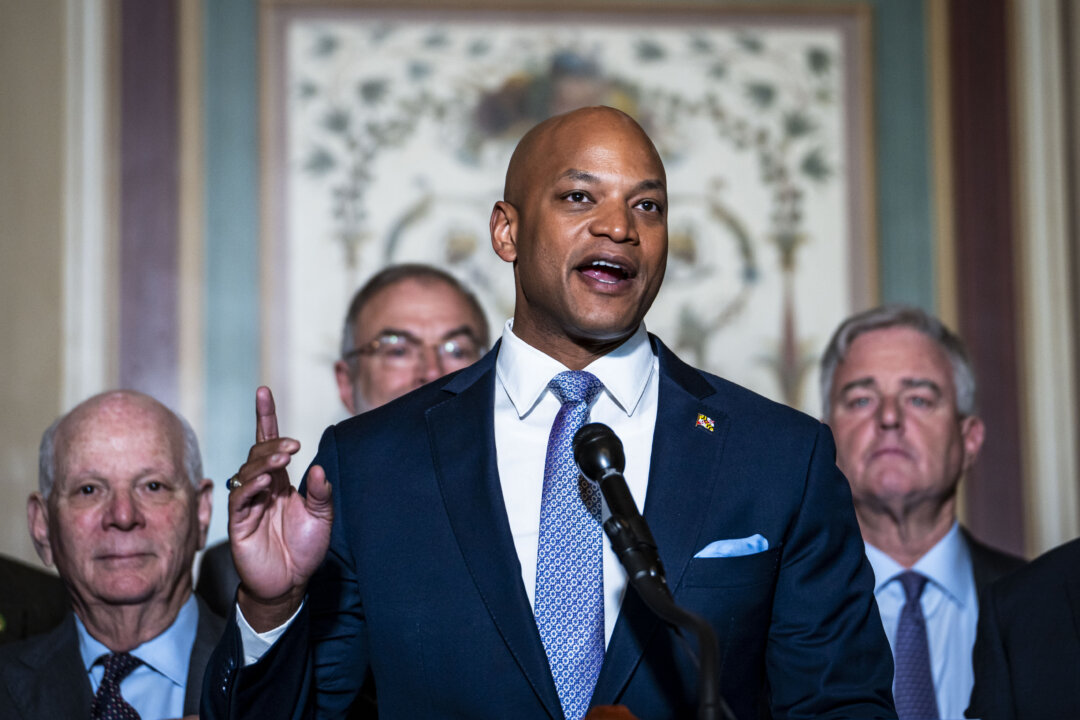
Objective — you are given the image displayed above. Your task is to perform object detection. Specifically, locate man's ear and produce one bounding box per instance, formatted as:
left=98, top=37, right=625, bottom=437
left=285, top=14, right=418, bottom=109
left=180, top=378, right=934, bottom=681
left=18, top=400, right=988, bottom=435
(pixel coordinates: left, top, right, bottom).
left=490, top=201, right=519, bottom=263
left=195, top=479, right=214, bottom=549
left=960, top=415, right=986, bottom=473
left=27, top=492, right=54, bottom=567
left=334, top=360, right=358, bottom=415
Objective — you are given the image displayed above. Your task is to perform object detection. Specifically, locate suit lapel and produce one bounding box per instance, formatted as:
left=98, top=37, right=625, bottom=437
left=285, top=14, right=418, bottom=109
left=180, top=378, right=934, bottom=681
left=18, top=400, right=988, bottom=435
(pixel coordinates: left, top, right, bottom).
left=426, top=347, right=563, bottom=719
left=593, top=340, right=729, bottom=704
left=964, top=529, right=993, bottom=597
left=2, top=614, right=92, bottom=718
left=184, top=597, right=226, bottom=716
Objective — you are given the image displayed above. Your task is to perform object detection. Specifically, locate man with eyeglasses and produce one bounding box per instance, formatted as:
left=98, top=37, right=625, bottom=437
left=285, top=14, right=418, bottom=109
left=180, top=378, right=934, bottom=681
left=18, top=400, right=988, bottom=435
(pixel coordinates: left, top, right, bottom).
left=333, top=264, right=490, bottom=415
left=195, top=264, right=490, bottom=615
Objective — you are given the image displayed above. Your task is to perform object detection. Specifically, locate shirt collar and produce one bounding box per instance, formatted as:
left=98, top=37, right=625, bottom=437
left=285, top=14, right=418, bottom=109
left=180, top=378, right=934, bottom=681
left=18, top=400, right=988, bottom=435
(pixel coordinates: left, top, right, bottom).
left=864, top=521, right=973, bottom=607
left=495, top=319, right=655, bottom=419
left=77, top=593, right=199, bottom=686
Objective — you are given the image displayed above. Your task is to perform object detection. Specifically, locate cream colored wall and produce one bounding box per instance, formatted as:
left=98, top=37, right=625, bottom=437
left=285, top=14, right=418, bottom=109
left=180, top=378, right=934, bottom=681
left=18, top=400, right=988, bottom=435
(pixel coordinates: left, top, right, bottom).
left=1013, top=0, right=1080, bottom=555
left=0, top=0, right=67, bottom=566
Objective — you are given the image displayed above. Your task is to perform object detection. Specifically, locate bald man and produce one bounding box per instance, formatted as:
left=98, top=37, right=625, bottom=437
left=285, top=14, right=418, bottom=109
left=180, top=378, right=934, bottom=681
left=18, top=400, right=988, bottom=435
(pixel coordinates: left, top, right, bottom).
left=0, top=391, right=220, bottom=719
left=203, top=107, right=893, bottom=719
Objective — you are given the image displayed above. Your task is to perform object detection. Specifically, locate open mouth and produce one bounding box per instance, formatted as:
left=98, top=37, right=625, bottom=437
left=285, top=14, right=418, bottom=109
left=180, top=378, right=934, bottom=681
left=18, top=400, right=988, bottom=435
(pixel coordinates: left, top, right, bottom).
left=578, top=259, right=632, bottom=285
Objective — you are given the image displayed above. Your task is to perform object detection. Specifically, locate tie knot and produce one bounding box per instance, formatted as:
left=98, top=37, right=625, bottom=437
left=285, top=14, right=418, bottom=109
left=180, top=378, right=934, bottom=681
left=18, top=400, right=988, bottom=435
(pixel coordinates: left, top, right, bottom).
left=897, top=570, right=929, bottom=603
left=98, top=652, right=141, bottom=684
left=548, top=370, right=603, bottom=406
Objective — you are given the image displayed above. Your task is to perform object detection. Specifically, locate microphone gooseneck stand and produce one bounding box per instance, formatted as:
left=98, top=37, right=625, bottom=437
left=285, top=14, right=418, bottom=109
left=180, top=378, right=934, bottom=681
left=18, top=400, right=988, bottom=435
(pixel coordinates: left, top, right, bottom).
left=573, top=423, right=737, bottom=720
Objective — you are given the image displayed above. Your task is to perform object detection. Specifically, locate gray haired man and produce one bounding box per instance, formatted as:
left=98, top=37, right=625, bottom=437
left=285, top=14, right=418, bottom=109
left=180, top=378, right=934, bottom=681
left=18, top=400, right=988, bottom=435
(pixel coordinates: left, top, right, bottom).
left=821, top=306, right=1023, bottom=719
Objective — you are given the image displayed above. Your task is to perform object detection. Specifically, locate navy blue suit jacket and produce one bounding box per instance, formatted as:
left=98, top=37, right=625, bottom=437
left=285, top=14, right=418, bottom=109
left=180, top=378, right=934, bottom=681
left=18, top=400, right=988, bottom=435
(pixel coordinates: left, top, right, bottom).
left=966, top=537, right=1080, bottom=720
left=204, top=339, right=895, bottom=719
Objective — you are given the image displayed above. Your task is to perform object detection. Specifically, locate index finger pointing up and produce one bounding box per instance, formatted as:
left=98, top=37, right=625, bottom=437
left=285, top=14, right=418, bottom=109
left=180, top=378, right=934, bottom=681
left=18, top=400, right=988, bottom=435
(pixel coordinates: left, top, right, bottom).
left=255, top=385, right=280, bottom=442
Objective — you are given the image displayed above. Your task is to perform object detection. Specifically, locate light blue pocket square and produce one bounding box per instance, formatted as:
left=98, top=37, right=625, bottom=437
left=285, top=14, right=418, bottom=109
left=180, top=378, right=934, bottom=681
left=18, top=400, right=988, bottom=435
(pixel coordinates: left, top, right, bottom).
left=694, top=534, right=769, bottom=558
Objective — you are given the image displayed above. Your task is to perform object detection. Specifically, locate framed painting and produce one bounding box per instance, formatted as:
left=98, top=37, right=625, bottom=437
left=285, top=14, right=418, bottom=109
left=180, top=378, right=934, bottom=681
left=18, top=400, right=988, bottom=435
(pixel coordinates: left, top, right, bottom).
left=260, top=1, right=876, bottom=471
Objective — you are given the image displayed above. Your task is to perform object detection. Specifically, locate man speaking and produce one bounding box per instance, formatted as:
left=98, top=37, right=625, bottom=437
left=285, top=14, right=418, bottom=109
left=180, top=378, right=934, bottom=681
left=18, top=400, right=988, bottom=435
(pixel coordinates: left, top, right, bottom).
left=204, top=107, right=895, bottom=719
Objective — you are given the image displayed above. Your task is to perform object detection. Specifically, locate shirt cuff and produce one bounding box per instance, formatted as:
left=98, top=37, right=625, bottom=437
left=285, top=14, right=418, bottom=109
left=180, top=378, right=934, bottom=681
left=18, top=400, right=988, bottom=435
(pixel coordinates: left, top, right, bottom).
left=236, top=600, right=304, bottom=667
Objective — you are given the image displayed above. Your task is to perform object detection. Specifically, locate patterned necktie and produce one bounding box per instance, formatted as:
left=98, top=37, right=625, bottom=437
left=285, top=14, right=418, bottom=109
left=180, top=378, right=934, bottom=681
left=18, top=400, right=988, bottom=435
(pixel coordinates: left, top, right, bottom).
left=90, top=652, right=142, bottom=720
left=893, top=571, right=939, bottom=720
left=534, top=370, right=605, bottom=720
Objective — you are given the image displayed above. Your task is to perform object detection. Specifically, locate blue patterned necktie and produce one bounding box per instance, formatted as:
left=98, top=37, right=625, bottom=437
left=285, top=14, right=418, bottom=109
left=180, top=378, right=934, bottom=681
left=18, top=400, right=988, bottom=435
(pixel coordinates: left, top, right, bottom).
left=91, top=652, right=142, bottom=720
left=893, top=571, right=939, bottom=720
left=534, top=370, right=606, bottom=720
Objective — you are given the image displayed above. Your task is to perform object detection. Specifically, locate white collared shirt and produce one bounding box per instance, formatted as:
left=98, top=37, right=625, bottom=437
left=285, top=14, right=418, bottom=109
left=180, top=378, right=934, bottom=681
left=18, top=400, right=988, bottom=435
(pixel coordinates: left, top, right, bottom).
left=78, top=594, right=198, bottom=719
left=865, top=522, right=978, bottom=719
left=495, top=319, right=659, bottom=645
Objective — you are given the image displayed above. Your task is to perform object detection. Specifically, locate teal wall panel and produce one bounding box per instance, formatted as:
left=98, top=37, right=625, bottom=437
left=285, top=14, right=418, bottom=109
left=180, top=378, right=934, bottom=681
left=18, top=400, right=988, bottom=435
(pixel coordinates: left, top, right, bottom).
left=203, top=0, right=259, bottom=539
left=869, top=0, right=935, bottom=310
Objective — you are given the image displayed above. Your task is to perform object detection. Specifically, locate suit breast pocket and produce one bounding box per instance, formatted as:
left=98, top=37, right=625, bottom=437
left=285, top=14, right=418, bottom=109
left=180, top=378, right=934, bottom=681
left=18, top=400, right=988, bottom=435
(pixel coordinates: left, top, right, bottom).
left=680, top=546, right=780, bottom=588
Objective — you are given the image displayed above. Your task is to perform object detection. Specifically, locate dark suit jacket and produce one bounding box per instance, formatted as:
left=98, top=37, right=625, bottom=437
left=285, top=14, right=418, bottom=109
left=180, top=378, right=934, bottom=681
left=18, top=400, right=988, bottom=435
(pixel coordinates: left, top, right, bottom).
left=0, top=595, right=225, bottom=718
left=962, top=528, right=1025, bottom=599
left=203, top=339, right=896, bottom=719
left=198, top=541, right=242, bottom=618
left=197, top=532, right=380, bottom=718
left=966, top=537, right=1080, bottom=720
left=0, top=555, right=69, bottom=646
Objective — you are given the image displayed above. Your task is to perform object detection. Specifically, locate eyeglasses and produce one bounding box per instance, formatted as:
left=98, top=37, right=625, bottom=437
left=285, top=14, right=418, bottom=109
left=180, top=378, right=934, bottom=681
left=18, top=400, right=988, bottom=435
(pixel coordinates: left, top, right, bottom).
left=343, top=331, right=482, bottom=370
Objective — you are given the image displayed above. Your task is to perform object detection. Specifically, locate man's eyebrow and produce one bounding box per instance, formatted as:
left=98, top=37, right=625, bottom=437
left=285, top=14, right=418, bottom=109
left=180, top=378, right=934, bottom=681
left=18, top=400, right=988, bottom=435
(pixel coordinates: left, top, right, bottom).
left=557, top=170, right=666, bottom=195
left=900, top=378, right=943, bottom=395
left=839, top=378, right=876, bottom=395
left=440, top=325, right=479, bottom=342
left=559, top=169, right=600, bottom=184
left=630, top=178, right=667, bottom=195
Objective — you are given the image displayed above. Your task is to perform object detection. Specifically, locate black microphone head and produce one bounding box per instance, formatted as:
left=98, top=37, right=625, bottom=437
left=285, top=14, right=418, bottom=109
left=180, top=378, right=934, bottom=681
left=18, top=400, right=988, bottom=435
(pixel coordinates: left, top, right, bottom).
left=573, top=422, right=626, bottom=482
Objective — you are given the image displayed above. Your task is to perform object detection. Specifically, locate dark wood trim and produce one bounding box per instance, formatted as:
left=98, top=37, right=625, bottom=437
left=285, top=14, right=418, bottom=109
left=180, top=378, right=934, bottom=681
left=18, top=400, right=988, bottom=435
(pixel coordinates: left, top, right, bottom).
left=949, top=0, right=1026, bottom=556
left=119, top=0, right=180, bottom=407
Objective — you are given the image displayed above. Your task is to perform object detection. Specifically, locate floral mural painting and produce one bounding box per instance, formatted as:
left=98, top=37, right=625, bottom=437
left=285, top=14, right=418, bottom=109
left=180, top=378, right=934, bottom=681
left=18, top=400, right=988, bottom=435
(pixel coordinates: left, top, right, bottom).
left=265, top=5, right=875, bottom=467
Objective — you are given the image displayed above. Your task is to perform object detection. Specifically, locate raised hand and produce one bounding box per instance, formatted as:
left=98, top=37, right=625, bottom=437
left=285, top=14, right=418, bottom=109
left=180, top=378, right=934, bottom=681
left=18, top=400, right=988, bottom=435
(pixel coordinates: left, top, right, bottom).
left=228, top=386, right=334, bottom=631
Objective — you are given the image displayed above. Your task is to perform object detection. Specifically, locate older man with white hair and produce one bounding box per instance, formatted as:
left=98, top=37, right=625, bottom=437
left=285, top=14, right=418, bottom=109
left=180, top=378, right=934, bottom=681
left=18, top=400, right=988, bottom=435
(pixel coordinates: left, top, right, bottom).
left=0, top=390, right=221, bottom=719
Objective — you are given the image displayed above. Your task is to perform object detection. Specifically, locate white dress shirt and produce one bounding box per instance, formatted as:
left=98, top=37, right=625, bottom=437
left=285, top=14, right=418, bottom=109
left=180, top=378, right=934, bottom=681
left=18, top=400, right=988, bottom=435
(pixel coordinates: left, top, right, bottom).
left=865, top=522, right=978, bottom=720
left=495, top=319, right=658, bottom=645
left=78, top=594, right=198, bottom=719
left=240, top=319, right=659, bottom=660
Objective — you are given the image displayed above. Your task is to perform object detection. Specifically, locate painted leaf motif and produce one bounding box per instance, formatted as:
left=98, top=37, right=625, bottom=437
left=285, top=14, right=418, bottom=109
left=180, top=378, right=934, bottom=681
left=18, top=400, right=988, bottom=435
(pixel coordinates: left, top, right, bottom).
left=800, top=147, right=831, bottom=181
left=807, top=47, right=831, bottom=74
left=745, top=82, right=776, bottom=109
left=635, top=39, right=665, bottom=61
left=304, top=147, right=335, bottom=176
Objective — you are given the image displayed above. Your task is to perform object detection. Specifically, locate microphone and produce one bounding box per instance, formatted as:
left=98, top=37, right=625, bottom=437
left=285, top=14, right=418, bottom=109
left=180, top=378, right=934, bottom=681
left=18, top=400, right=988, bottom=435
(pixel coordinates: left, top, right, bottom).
left=572, top=423, right=668, bottom=597
left=573, top=423, right=735, bottom=720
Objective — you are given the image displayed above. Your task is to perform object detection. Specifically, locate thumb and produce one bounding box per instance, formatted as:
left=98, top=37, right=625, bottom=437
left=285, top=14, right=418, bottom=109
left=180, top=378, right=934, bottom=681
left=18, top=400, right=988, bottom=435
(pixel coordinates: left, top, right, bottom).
left=304, top=464, right=333, bottom=520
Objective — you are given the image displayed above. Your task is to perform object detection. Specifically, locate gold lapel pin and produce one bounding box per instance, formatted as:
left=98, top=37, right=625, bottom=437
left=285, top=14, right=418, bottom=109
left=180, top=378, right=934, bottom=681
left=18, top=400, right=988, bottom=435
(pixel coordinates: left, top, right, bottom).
left=695, top=413, right=715, bottom=432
